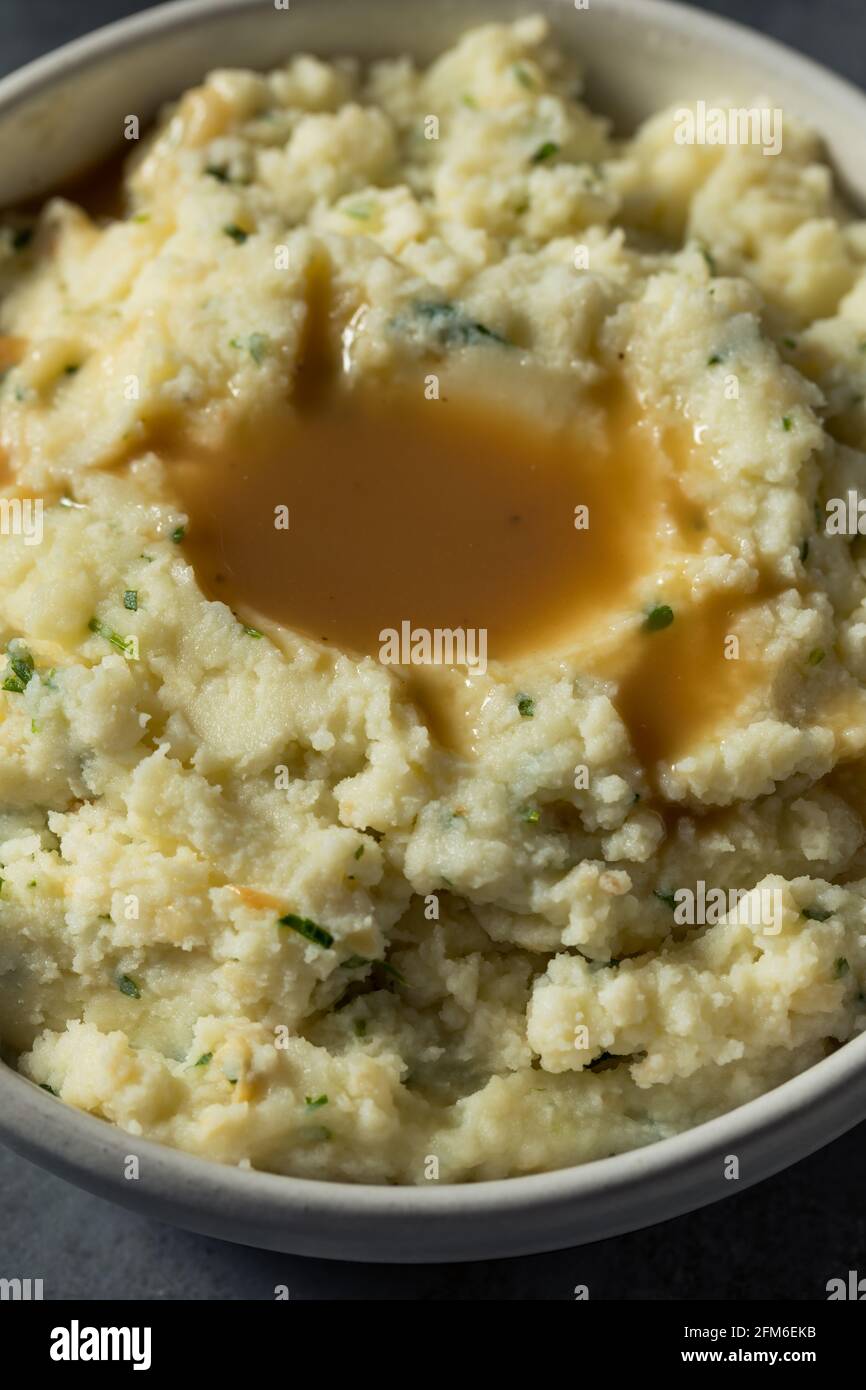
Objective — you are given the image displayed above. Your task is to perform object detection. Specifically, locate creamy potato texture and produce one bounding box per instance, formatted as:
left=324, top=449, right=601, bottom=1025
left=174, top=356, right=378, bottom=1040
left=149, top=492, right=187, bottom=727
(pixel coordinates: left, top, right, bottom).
left=1, top=17, right=866, bottom=1182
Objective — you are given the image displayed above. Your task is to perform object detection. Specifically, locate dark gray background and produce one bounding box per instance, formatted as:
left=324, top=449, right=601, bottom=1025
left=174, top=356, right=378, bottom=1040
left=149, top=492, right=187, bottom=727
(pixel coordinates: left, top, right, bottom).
left=1, top=0, right=865, bottom=1300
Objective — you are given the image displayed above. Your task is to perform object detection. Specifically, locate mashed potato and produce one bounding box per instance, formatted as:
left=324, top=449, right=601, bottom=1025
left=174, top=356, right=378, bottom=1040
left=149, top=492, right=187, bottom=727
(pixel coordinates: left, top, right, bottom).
left=1, top=16, right=866, bottom=1183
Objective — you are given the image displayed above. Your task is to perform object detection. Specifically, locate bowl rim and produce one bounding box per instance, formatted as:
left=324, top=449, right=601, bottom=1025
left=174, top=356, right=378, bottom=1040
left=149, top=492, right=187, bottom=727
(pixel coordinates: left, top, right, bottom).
left=2, top=0, right=866, bottom=1257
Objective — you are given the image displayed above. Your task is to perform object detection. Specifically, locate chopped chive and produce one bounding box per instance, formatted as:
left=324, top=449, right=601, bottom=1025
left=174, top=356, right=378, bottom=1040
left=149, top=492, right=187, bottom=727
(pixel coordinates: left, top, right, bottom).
left=339, top=953, right=405, bottom=984
left=279, top=913, right=334, bottom=949
left=643, top=604, right=674, bottom=632
left=516, top=693, right=535, bottom=718
left=118, top=973, right=141, bottom=999
left=520, top=805, right=540, bottom=823
left=353, top=844, right=364, bottom=860
left=3, top=645, right=34, bottom=692
left=410, top=300, right=509, bottom=348
left=305, top=1094, right=328, bottom=1111
left=707, top=353, right=722, bottom=366
left=205, top=165, right=230, bottom=183
left=88, top=617, right=132, bottom=656
left=803, top=907, right=831, bottom=922
left=243, top=625, right=263, bottom=638
left=340, top=954, right=371, bottom=970
left=807, top=647, right=825, bottom=666
left=229, top=332, right=271, bottom=366
left=530, top=140, right=560, bottom=165
left=782, top=415, right=793, bottom=431
left=171, top=526, right=185, bottom=543
left=512, top=63, right=534, bottom=90
left=223, top=223, right=249, bottom=244
left=194, top=1052, right=213, bottom=1067
left=123, top=590, right=138, bottom=611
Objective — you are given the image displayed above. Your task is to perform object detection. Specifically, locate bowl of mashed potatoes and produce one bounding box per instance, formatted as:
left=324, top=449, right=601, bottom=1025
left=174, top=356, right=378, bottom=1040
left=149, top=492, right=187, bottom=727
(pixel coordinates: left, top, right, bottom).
left=2, top=0, right=866, bottom=1262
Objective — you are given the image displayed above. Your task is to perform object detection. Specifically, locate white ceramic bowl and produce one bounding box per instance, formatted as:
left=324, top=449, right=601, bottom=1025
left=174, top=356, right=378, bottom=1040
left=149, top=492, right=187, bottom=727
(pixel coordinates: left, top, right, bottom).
left=2, top=0, right=866, bottom=1263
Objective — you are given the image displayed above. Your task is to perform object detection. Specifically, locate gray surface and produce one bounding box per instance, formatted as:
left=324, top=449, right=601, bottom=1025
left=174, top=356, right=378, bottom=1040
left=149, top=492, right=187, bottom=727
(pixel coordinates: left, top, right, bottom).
left=1, top=0, right=865, bottom=1299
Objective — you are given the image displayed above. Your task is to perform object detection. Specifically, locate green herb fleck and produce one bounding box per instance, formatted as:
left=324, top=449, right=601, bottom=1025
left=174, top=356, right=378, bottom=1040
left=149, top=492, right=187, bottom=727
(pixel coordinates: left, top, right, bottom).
left=171, top=526, right=185, bottom=543
left=782, top=336, right=797, bottom=349
left=230, top=331, right=270, bottom=365
left=123, top=590, right=138, bottom=612
left=353, top=844, right=365, bottom=861
left=512, top=64, right=534, bottom=90
left=205, top=165, right=231, bottom=183
left=707, top=353, right=723, bottom=366
left=697, top=244, right=716, bottom=275
left=516, top=693, right=535, bottom=718
left=643, top=604, right=674, bottom=632
left=654, top=890, right=677, bottom=911
left=343, top=202, right=374, bottom=220
left=3, top=644, right=34, bottom=693
left=520, top=805, right=540, bottom=824
left=530, top=140, right=560, bottom=165
left=194, top=1052, right=213, bottom=1067
left=803, top=907, right=832, bottom=922
left=39, top=1083, right=59, bottom=1096
left=279, top=913, right=334, bottom=949
left=339, top=953, right=405, bottom=985
left=411, top=300, right=509, bottom=349
left=305, top=1094, right=328, bottom=1111
left=223, top=223, right=249, bottom=244
left=243, top=625, right=263, bottom=639
left=807, top=647, right=825, bottom=666
left=88, top=617, right=133, bottom=656
left=782, top=415, right=793, bottom=432
left=118, top=974, right=141, bottom=999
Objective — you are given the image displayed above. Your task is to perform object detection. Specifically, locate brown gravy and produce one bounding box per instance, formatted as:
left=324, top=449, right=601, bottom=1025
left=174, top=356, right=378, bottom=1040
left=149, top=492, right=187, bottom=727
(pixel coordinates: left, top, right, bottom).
left=168, top=382, right=674, bottom=668
left=614, top=583, right=780, bottom=769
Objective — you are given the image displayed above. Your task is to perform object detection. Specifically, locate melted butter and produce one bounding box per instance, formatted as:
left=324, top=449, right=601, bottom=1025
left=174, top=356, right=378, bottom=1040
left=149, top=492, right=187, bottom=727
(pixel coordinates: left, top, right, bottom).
left=228, top=884, right=285, bottom=911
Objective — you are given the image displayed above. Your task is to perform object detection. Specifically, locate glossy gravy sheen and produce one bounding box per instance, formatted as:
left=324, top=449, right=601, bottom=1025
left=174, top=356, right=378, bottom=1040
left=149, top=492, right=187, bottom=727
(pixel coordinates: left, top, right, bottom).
left=164, top=359, right=789, bottom=771
left=170, top=383, right=671, bottom=666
